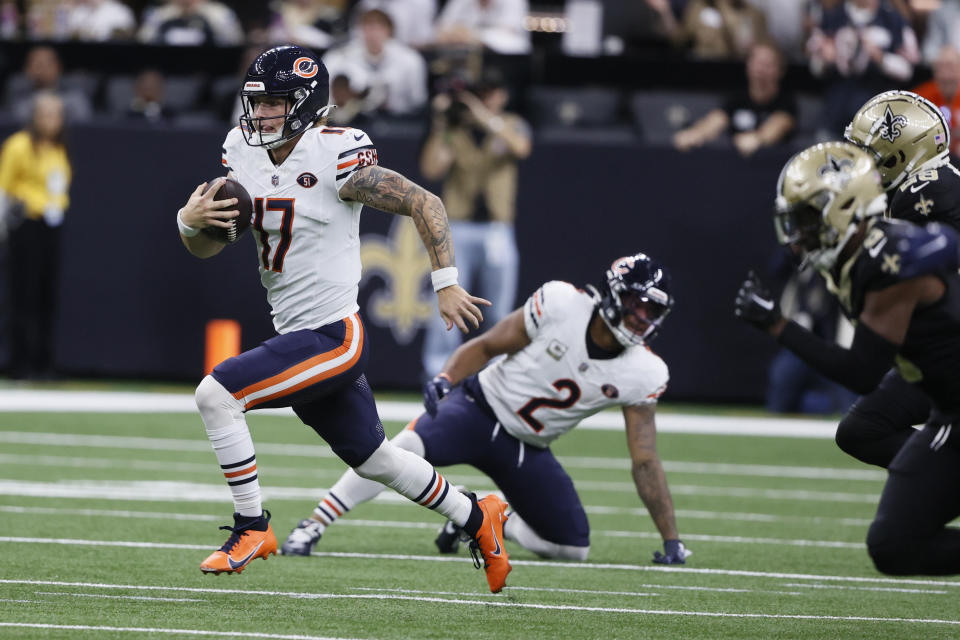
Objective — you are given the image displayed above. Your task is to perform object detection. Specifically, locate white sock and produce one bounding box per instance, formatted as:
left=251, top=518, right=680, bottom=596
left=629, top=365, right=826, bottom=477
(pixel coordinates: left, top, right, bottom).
left=312, top=428, right=428, bottom=532
left=196, top=375, right=262, bottom=517
left=503, top=512, right=590, bottom=561
left=354, top=436, right=473, bottom=527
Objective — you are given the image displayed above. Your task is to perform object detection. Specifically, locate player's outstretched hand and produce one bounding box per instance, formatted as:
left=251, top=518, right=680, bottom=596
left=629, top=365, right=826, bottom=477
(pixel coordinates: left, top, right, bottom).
left=423, top=373, right=453, bottom=417
left=180, top=178, right=239, bottom=231
left=437, top=285, right=491, bottom=334
left=653, top=539, right=692, bottom=565
left=734, top=271, right=783, bottom=333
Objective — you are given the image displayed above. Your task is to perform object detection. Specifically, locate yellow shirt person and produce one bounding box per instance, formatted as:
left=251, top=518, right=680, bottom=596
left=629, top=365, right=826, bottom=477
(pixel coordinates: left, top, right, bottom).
left=0, top=129, right=70, bottom=224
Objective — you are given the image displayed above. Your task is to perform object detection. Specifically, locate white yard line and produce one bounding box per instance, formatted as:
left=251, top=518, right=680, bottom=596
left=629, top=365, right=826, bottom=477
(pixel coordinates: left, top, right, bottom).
left=781, top=583, right=948, bottom=595
left=0, top=581, right=955, bottom=626
left=0, top=390, right=838, bottom=438
left=0, top=477, right=880, bottom=505
left=0, top=430, right=878, bottom=483
left=0, top=623, right=361, bottom=640
left=2, top=544, right=958, bottom=589
left=34, top=590, right=201, bottom=602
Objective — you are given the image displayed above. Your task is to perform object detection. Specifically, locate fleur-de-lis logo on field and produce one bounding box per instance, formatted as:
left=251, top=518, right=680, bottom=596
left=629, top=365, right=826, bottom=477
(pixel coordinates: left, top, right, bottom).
left=360, top=217, right=434, bottom=344
left=878, top=106, right=908, bottom=143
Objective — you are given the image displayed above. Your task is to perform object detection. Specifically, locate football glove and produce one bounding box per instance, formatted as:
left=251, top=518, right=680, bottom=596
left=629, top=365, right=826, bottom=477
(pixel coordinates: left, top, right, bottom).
left=653, top=539, right=692, bottom=565
left=734, top=271, right=782, bottom=331
left=423, top=373, right=453, bottom=417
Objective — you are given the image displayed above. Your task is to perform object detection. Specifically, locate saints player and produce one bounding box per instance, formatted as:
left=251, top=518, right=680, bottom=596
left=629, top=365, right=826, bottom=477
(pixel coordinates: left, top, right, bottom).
left=735, top=141, right=960, bottom=575
left=177, top=45, right=512, bottom=592
left=831, top=90, right=960, bottom=467
left=282, top=253, right=692, bottom=566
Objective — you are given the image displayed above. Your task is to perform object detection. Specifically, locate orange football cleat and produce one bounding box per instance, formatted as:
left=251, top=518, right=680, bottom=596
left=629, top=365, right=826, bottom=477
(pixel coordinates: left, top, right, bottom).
left=200, top=510, right=277, bottom=575
left=468, top=495, right=511, bottom=593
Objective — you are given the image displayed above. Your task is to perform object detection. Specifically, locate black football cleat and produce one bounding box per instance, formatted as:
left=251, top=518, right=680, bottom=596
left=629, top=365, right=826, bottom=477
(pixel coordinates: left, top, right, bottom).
left=281, top=519, right=324, bottom=556
left=435, top=519, right=466, bottom=554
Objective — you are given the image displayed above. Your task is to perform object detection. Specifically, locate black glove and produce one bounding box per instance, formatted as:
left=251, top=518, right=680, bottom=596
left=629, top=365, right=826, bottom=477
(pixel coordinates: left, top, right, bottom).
left=653, top=539, right=692, bottom=565
left=423, top=374, right=453, bottom=417
left=734, top=271, right=782, bottom=331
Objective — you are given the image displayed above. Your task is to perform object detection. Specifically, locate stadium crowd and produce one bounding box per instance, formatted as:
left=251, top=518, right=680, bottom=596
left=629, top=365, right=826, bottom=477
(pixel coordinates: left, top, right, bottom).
left=0, top=0, right=958, bottom=148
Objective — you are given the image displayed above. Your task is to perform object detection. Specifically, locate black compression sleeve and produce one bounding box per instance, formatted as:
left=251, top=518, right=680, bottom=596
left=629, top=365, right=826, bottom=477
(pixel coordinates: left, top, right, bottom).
left=777, top=320, right=900, bottom=394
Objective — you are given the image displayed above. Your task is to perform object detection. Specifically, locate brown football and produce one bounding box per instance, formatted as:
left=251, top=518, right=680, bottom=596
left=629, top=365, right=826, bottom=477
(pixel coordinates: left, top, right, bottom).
left=202, top=177, right=253, bottom=244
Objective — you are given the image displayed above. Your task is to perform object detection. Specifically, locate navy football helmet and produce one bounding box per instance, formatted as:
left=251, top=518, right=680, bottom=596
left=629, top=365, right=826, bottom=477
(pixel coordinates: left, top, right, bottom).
left=239, top=45, right=332, bottom=149
left=589, top=253, right=673, bottom=347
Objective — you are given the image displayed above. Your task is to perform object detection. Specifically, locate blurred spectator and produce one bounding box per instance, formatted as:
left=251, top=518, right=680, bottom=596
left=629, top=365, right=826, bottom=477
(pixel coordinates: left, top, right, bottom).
left=126, top=69, right=173, bottom=123
left=323, top=9, right=427, bottom=117
left=6, top=46, right=93, bottom=123
left=0, top=92, right=71, bottom=380
left=64, top=0, right=136, bottom=41
left=648, top=0, right=770, bottom=59
left=747, top=0, right=812, bottom=61
left=354, top=0, right=437, bottom=47
left=913, top=45, right=960, bottom=156
left=922, top=0, right=960, bottom=62
left=766, top=253, right=858, bottom=414
left=267, top=0, right=348, bottom=50
left=419, top=68, right=530, bottom=375
left=1, top=1, right=20, bottom=39
left=808, top=0, right=919, bottom=137
left=328, top=70, right=374, bottom=129
left=139, top=0, right=243, bottom=46
left=673, top=41, right=795, bottom=155
left=435, top=0, right=532, bottom=54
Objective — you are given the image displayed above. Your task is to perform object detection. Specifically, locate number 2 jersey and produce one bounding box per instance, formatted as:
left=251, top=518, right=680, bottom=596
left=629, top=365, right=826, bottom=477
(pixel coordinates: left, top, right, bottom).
left=478, top=280, right=669, bottom=448
left=221, top=124, right=379, bottom=333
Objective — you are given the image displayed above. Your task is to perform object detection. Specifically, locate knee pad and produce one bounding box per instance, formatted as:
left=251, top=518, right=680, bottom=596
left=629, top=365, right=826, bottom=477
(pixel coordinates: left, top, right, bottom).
left=354, top=440, right=406, bottom=484
left=195, top=375, right=244, bottom=430
left=391, top=428, right=426, bottom=458
left=866, top=519, right=909, bottom=575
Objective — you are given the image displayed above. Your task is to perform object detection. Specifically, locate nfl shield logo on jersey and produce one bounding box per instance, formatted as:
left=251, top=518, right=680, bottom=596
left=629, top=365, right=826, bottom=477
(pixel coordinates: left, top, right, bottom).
left=271, top=174, right=280, bottom=187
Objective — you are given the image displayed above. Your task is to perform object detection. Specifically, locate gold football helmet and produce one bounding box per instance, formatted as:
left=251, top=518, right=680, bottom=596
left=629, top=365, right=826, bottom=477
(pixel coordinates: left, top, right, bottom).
left=774, top=141, right=886, bottom=271
left=844, top=90, right=949, bottom=191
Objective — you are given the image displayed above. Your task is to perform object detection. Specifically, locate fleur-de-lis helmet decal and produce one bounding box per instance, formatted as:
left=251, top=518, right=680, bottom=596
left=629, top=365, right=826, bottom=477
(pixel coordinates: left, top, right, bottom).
left=877, top=106, right=908, bottom=143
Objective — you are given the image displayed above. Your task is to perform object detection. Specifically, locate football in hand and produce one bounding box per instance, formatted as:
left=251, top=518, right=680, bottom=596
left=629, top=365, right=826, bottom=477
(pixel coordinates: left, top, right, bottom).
left=202, top=177, right=253, bottom=244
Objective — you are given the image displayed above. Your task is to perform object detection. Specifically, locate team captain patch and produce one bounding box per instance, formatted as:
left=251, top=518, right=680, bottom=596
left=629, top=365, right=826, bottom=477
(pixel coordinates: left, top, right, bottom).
left=297, top=172, right=318, bottom=188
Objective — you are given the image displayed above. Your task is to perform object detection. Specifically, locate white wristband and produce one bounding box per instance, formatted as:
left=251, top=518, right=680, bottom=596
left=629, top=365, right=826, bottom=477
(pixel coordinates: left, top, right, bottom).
left=177, top=208, right=199, bottom=237
left=431, top=267, right=459, bottom=292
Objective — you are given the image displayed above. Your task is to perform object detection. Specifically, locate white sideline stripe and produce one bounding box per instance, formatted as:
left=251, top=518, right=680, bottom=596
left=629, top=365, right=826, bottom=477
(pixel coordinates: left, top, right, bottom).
left=0, top=623, right=359, bottom=640
left=0, top=453, right=341, bottom=480
left=0, top=430, right=878, bottom=482
left=782, top=583, right=948, bottom=595
left=35, top=590, right=201, bottom=602
left=506, top=585, right=803, bottom=597
left=0, top=585, right=955, bottom=626
left=3, top=543, right=958, bottom=589
left=0, top=503, right=873, bottom=533
left=0, top=390, right=839, bottom=438
left=0, top=477, right=880, bottom=505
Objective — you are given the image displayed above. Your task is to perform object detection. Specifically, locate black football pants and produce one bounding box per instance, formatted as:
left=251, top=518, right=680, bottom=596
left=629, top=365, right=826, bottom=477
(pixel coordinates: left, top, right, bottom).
left=835, top=369, right=931, bottom=468
left=7, top=218, right=60, bottom=377
left=866, top=417, right=960, bottom=575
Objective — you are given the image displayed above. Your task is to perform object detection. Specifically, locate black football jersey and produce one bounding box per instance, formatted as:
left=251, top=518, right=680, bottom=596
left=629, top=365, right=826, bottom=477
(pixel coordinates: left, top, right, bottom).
left=887, top=162, right=960, bottom=232
left=824, top=218, right=960, bottom=411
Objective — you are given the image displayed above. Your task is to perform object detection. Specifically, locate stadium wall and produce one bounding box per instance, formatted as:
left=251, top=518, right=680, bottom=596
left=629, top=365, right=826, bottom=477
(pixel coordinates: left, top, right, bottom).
left=0, top=123, right=786, bottom=402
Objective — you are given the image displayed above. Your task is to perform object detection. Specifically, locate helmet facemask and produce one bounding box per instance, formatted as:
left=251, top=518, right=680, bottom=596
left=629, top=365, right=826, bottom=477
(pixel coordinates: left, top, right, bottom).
left=240, top=87, right=333, bottom=150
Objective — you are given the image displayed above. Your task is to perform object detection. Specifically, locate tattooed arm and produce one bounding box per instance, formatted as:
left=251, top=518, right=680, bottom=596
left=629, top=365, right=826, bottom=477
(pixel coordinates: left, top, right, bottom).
left=624, top=403, right=680, bottom=541
left=341, top=164, right=491, bottom=333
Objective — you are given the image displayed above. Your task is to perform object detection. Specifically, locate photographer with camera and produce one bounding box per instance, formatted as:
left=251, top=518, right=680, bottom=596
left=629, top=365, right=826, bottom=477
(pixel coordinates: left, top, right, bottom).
left=420, top=67, right=531, bottom=376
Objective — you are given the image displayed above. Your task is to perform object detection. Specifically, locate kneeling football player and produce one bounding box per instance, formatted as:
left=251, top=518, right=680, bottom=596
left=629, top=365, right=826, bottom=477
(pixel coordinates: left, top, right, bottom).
left=283, top=253, right=692, bottom=566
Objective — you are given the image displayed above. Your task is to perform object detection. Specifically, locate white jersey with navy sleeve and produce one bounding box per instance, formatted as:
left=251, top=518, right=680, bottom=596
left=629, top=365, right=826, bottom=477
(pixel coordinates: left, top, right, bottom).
left=221, top=124, right=379, bottom=333
left=477, top=281, right=669, bottom=448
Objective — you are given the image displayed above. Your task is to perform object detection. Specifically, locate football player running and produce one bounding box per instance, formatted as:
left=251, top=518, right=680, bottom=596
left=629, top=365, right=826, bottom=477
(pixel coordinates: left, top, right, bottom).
left=826, top=90, right=960, bottom=468
left=735, top=141, right=960, bottom=575
left=282, top=253, right=692, bottom=566
left=176, top=45, right=511, bottom=592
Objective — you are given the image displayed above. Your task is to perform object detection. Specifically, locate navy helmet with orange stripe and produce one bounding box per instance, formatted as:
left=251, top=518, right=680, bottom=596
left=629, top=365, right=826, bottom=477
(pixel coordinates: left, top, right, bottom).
left=239, top=45, right=332, bottom=149
left=588, top=253, right=673, bottom=347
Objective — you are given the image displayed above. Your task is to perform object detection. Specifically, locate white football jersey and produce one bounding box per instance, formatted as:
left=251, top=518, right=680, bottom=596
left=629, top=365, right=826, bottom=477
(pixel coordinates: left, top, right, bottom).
left=221, top=124, right=379, bottom=333
left=478, top=281, right=669, bottom=448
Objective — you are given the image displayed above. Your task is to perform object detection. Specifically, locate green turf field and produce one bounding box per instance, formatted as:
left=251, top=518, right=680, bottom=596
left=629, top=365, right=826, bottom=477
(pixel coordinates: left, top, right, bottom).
left=0, top=404, right=956, bottom=640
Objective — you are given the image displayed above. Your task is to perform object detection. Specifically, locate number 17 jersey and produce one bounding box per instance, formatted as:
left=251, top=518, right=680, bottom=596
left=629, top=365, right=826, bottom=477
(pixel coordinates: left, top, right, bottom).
left=221, top=124, right=379, bottom=334
left=478, top=281, right=670, bottom=448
